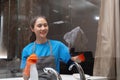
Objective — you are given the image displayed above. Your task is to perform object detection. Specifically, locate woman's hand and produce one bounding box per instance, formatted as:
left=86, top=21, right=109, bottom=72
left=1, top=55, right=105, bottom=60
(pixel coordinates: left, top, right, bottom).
left=71, top=53, right=85, bottom=63
left=71, top=56, right=81, bottom=63
left=23, top=53, right=38, bottom=77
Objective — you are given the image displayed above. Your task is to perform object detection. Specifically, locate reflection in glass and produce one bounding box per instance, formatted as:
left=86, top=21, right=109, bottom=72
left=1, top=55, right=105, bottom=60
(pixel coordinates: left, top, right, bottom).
left=0, top=6, right=7, bottom=59
left=0, top=0, right=101, bottom=78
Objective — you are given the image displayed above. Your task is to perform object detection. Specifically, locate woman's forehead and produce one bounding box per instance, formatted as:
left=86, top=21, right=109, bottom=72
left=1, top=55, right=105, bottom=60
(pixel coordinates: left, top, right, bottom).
left=35, top=17, right=47, bottom=24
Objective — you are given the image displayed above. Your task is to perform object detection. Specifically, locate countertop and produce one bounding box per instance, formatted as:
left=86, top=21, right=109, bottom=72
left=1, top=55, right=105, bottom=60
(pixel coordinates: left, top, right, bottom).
left=0, top=74, right=108, bottom=80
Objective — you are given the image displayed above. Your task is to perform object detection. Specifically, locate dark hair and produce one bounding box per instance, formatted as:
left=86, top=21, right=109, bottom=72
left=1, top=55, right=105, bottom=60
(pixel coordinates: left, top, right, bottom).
left=29, top=16, right=48, bottom=42
left=30, top=16, right=47, bottom=29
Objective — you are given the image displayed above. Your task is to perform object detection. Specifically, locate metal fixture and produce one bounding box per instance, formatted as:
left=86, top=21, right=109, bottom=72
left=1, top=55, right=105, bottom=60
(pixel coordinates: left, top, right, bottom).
left=43, top=67, right=62, bottom=80
left=69, top=62, right=86, bottom=80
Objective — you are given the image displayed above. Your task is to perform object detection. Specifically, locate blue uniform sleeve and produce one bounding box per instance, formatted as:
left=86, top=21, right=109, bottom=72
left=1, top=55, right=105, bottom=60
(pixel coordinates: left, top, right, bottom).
left=59, top=42, right=71, bottom=63
left=20, top=48, right=29, bottom=69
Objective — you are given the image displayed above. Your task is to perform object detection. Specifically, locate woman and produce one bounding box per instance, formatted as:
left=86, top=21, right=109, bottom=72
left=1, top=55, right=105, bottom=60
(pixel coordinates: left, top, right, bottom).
left=20, top=16, right=76, bottom=80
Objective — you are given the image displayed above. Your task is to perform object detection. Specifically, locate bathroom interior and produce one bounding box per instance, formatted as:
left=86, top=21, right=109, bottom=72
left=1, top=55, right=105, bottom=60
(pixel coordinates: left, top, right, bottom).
left=0, top=0, right=112, bottom=80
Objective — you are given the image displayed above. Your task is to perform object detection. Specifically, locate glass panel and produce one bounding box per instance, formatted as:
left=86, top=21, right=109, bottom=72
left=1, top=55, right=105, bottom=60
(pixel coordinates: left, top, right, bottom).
left=0, top=4, right=7, bottom=59
left=0, top=0, right=20, bottom=78
left=0, top=0, right=101, bottom=78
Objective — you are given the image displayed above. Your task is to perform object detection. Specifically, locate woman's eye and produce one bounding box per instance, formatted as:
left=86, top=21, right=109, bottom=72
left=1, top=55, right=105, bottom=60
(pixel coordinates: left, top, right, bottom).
left=37, top=24, right=42, bottom=27
left=37, top=23, right=48, bottom=27
left=43, top=23, right=48, bottom=27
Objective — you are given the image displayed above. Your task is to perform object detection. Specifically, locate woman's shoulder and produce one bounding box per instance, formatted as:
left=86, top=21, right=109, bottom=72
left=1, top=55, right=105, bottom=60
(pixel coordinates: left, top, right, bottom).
left=23, top=42, right=34, bottom=50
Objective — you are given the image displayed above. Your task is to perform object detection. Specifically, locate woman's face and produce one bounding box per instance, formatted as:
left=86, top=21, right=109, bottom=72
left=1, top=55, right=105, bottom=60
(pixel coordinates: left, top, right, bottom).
left=31, top=17, right=49, bottom=39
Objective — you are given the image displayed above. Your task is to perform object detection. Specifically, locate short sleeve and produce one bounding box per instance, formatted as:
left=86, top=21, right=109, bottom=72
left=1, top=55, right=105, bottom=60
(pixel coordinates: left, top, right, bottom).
left=20, top=48, right=29, bottom=69
left=59, top=42, right=71, bottom=63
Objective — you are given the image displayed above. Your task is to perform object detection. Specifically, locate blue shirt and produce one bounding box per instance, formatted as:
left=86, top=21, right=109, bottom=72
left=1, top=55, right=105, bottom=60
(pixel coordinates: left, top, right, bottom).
left=20, top=39, right=71, bottom=72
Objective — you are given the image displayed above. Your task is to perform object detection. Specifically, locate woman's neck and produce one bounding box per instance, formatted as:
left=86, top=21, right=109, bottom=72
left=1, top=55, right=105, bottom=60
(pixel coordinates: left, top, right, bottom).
left=35, top=38, right=48, bottom=44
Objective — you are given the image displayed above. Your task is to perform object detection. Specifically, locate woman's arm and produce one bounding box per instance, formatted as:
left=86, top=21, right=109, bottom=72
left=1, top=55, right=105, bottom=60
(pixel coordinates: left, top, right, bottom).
left=23, top=73, right=29, bottom=80
left=21, top=69, right=29, bottom=80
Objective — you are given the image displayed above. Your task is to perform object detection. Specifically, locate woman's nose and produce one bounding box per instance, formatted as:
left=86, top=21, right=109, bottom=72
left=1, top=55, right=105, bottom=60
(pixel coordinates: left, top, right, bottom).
left=41, top=26, right=46, bottom=30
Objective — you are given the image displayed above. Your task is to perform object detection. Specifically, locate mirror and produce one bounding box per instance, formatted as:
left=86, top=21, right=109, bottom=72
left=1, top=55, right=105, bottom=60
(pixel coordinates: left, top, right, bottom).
left=0, top=0, right=101, bottom=78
